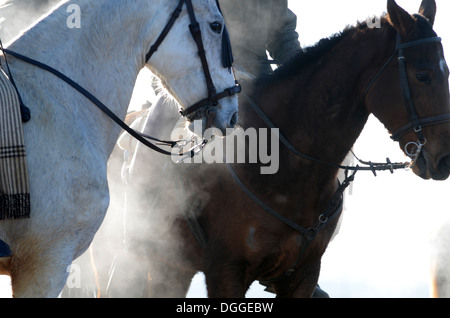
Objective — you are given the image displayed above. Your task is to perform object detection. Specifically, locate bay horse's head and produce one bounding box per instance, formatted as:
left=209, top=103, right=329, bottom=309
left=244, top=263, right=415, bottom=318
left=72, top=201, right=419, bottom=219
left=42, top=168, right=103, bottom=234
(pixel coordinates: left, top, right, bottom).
left=366, top=0, right=450, bottom=180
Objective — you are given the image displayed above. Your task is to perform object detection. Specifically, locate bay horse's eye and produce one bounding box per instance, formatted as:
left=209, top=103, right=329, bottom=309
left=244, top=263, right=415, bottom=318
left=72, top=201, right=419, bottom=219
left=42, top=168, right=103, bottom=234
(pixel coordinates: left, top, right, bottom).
left=210, top=21, right=222, bottom=34
left=416, top=73, right=432, bottom=85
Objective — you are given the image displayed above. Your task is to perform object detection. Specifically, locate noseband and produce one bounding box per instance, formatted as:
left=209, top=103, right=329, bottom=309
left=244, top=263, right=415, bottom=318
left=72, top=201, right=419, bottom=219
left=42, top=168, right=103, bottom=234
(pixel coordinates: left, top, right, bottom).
left=365, top=31, right=450, bottom=164
left=146, top=0, right=241, bottom=121
left=0, top=0, right=240, bottom=157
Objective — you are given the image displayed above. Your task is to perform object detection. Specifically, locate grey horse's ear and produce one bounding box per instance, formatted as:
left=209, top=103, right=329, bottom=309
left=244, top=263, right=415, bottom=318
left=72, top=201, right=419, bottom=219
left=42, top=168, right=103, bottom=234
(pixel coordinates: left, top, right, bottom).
left=418, top=0, right=436, bottom=26
left=387, top=0, right=415, bottom=37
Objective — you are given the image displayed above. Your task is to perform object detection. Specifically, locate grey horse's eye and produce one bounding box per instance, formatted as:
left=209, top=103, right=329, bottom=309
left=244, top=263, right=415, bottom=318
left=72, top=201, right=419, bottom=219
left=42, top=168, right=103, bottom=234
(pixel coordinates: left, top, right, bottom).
left=210, top=21, right=222, bottom=34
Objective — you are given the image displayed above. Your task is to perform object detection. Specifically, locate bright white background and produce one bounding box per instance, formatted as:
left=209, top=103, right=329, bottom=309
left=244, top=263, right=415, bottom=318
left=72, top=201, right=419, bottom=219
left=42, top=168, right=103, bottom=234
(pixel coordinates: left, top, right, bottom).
left=0, top=0, right=448, bottom=298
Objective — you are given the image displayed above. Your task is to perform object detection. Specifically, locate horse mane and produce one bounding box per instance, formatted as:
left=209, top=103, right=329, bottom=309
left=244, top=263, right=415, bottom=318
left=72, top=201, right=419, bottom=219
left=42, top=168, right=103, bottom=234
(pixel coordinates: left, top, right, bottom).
left=267, top=12, right=436, bottom=87
left=277, top=31, right=350, bottom=78
left=256, top=15, right=393, bottom=88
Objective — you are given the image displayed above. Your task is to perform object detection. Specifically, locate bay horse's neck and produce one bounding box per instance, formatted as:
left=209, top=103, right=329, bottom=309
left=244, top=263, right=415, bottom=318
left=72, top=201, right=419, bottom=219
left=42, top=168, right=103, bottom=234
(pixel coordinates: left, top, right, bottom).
left=242, top=21, right=396, bottom=201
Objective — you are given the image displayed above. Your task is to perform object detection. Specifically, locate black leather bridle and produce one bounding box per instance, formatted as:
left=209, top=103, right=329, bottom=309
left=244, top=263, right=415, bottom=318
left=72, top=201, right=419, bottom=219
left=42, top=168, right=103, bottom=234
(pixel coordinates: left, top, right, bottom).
left=0, top=0, right=240, bottom=157
left=146, top=0, right=241, bottom=121
left=364, top=31, right=449, bottom=165
left=392, top=34, right=449, bottom=143
left=183, top=29, right=450, bottom=288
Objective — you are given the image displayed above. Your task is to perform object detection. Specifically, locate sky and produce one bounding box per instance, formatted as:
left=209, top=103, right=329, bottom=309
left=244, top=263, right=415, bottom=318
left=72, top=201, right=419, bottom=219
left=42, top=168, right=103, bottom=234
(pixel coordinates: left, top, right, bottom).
left=0, top=0, right=448, bottom=298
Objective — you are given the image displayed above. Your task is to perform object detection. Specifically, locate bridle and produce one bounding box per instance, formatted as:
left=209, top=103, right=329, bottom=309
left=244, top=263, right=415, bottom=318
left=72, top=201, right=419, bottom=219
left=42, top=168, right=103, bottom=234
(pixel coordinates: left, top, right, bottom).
left=146, top=0, right=241, bottom=121
left=183, top=27, right=450, bottom=288
left=219, top=30, right=450, bottom=284
left=364, top=30, right=450, bottom=167
left=0, top=0, right=240, bottom=157
left=185, top=24, right=450, bottom=291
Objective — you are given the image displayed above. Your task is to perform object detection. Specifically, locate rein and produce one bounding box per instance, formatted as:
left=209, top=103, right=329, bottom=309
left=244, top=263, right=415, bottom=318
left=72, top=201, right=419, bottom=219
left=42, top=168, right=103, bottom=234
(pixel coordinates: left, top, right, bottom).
left=203, top=31, right=449, bottom=285
left=226, top=162, right=352, bottom=241
left=243, top=93, right=410, bottom=175
left=0, top=0, right=240, bottom=157
left=228, top=32, right=446, bottom=241
left=185, top=88, right=408, bottom=281
left=1, top=48, right=181, bottom=157
left=223, top=92, right=404, bottom=249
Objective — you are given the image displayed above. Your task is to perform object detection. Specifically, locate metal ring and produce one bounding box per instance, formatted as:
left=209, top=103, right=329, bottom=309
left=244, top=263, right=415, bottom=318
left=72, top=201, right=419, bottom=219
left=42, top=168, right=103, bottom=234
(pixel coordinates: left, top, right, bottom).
left=318, top=214, right=329, bottom=224
left=405, top=141, right=420, bottom=157
left=419, top=138, right=427, bottom=147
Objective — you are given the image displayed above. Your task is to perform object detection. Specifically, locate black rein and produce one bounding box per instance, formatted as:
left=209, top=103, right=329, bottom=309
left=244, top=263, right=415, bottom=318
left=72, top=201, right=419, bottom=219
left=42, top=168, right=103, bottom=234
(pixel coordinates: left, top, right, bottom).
left=0, top=0, right=241, bottom=157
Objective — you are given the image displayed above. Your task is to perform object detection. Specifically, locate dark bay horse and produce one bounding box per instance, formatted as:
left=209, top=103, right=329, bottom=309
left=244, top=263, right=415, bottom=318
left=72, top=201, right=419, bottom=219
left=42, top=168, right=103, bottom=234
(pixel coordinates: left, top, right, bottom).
left=71, top=0, right=449, bottom=298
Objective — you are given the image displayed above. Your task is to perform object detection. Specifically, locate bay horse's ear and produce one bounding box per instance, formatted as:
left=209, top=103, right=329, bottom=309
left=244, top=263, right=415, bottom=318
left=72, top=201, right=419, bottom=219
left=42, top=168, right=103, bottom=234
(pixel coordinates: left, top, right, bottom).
left=418, top=0, right=436, bottom=26
left=387, top=0, right=415, bottom=36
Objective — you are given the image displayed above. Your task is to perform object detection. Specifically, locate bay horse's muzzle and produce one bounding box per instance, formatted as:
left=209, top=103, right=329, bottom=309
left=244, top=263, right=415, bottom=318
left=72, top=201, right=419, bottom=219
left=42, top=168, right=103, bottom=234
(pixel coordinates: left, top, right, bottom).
left=414, top=148, right=450, bottom=180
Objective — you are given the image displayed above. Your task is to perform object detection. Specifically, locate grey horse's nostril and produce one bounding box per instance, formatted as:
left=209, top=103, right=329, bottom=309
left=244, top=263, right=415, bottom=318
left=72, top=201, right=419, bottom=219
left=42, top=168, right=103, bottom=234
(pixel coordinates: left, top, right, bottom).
left=229, top=112, right=238, bottom=128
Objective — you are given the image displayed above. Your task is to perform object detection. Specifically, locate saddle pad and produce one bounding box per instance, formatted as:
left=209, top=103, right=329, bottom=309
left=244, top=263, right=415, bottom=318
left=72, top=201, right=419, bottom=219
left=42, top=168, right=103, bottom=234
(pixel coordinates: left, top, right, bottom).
left=0, top=67, right=30, bottom=219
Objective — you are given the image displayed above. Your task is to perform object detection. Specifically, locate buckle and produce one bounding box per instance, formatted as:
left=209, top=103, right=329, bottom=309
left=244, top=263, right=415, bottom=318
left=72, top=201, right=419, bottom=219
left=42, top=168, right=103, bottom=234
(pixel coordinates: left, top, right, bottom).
left=413, top=125, right=422, bottom=133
